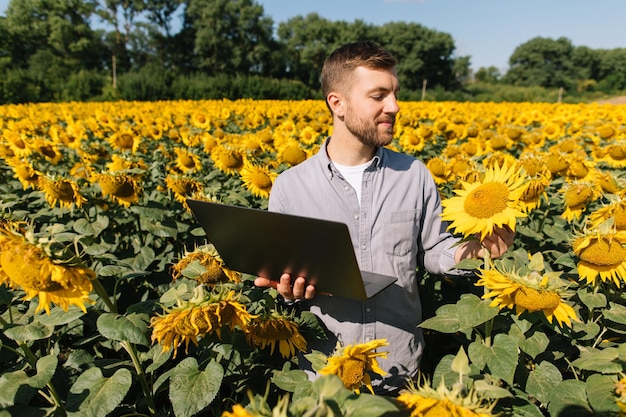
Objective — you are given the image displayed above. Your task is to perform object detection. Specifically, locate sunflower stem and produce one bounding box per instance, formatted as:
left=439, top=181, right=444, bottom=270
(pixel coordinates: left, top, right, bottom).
left=19, top=342, right=67, bottom=416
left=483, top=247, right=493, bottom=348
left=121, top=340, right=157, bottom=415
left=91, top=276, right=117, bottom=313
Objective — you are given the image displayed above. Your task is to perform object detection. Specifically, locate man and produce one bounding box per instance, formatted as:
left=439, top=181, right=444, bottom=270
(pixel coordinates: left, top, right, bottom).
left=254, top=41, right=513, bottom=395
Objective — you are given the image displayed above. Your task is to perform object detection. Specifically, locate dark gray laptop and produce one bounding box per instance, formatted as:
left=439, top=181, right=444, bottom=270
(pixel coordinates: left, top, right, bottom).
left=186, top=198, right=397, bottom=301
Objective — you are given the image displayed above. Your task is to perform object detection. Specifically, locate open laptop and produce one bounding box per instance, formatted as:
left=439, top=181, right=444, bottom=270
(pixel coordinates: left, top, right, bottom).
left=185, top=198, right=397, bottom=301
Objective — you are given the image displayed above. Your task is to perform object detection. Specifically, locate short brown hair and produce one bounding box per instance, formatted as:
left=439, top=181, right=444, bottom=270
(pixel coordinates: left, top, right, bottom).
left=321, top=41, right=397, bottom=99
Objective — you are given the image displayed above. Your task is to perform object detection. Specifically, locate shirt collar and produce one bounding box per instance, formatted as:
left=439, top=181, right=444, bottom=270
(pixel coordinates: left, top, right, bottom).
left=321, top=137, right=383, bottom=178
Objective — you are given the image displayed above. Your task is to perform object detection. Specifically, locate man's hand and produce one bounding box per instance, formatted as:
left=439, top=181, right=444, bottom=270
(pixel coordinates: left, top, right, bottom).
left=254, top=273, right=316, bottom=301
left=455, top=225, right=516, bottom=262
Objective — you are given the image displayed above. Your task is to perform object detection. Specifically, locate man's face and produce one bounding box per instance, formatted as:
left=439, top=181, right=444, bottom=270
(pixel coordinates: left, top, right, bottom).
left=342, top=66, right=400, bottom=147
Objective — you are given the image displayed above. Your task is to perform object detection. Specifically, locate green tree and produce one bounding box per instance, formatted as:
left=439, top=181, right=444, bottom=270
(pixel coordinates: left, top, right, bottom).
left=0, top=0, right=107, bottom=102
left=595, top=48, right=626, bottom=92
left=277, top=14, right=375, bottom=88
left=374, top=22, right=465, bottom=92
left=474, top=66, right=502, bottom=84
left=186, top=0, right=277, bottom=76
left=503, top=36, right=577, bottom=90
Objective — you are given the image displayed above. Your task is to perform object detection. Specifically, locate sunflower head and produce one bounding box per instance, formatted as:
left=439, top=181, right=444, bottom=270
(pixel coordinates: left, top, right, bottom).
left=318, top=339, right=389, bottom=394
left=170, top=244, right=241, bottom=285
left=441, top=162, right=527, bottom=240
left=397, top=376, right=498, bottom=417
left=93, top=172, right=142, bottom=207
left=38, top=176, right=87, bottom=209
left=245, top=309, right=307, bottom=358
left=150, top=285, right=255, bottom=356
left=240, top=161, right=277, bottom=199
left=572, top=221, right=626, bottom=287
left=0, top=221, right=94, bottom=314
left=476, top=252, right=578, bottom=327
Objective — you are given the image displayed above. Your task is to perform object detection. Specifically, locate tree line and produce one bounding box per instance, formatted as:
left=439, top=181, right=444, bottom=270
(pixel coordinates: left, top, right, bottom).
left=0, top=0, right=624, bottom=104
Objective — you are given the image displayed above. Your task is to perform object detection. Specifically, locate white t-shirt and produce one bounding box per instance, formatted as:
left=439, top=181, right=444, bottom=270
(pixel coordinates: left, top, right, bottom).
left=333, top=159, right=373, bottom=206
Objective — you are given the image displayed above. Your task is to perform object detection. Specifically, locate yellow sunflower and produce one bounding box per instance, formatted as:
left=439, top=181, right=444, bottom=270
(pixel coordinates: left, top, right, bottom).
left=277, top=141, right=308, bottom=166
left=572, top=224, right=626, bottom=287
left=7, top=158, right=42, bottom=190
left=397, top=378, right=498, bottom=417
left=164, top=175, right=204, bottom=205
left=108, top=127, right=139, bottom=153
left=0, top=222, right=94, bottom=314
left=239, top=161, right=277, bottom=199
left=518, top=175, right=550, bottom=213
left=398, top=127, right=426, bottom=155
left=318, top=339, right=389, bottom=394
left=38, top=176, right=87, bottom=209
left=476, top=253, right=578, bottom=327
left=150, top=286, right=254, bottom=356
left=93, top=172, right=141, bottom=207
left=170, top=244, right=241, bottom=285
left=441, top=162, right=527, bottom=240
left=426, top=157, right=452, bottom=185
left=220, top=404, right=256, bottom=417
left=560, top=182, right=602, bottom=222
left=211, top=145, right=245, bottom=175
left=588, top=197, right=626, bottom=232
left=174, top=147, right=202, bottom=173
left=593, top=170, right=623, bottom=195
left=245, top=310, right=307, bottom=358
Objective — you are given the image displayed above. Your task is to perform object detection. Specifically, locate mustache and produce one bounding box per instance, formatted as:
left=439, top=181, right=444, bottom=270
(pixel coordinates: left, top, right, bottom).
left=377, top=116, right=396, bottom=124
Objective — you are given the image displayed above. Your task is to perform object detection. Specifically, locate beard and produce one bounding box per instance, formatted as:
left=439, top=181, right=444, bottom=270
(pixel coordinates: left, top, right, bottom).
left=344, top=106, right=395, bottom=148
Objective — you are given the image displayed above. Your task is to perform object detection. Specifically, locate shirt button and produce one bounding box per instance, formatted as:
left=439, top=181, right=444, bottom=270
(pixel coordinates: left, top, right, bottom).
left=366, top=307, right=372, bottom=313
left=354, top=215, right=359, bottom=220
left=344, top=186, right=350, bottom=191
left=362, top=244, right=367, bottom=250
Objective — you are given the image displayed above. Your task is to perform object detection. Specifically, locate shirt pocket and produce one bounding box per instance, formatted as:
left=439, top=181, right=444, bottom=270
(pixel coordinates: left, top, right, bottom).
left=384, top=210, right=418, bottom=256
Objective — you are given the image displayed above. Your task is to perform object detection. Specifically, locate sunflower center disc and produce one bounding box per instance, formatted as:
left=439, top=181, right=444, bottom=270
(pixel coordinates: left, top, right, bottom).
left=463, top=182, right=509, bottom=218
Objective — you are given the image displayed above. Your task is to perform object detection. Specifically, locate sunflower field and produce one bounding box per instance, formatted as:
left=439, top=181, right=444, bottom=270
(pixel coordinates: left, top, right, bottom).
left=1, top=99, right=626, bottom=417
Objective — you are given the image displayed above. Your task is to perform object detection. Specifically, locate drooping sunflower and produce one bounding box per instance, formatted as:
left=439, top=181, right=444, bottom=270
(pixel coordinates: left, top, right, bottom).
left=397, top=377, right=498, bottom=417
left=441, top=162, right=527, bottom=240
left=150, top=286, right=254, bottom=356
left=211, top=145, right=245, bottom=175
left=277, top=140, right=308, bottom=166
left=318, top=339, right=389, bottom=394
left=593, top=170, right=623, bottom=195
left=245, top=309, right=307, bottom=358
left=239, top=161, right=277, bottom=199
left=476, top=253, right=578, bottom=327
left=560, top=181, right=602, bottom=222
left=164, top=174, right=204, bottom=205
left=426, top=157, right=452, bottom=185
left=173, top=147, right=203, bottom=173
left=92, top=172, right=141, bottom=207
left=7, top=158, right=42, bottom=190
left=518, top=174, right=551, bottom=213
left=0, top=221, right=94, bottom=314
left=588, top=197, right=626, bottom=232
left=572, top=223, right=626, bottom=287
left=170, top=244, right=241, bottom=285
left=38, top=176, right=87, bottom=209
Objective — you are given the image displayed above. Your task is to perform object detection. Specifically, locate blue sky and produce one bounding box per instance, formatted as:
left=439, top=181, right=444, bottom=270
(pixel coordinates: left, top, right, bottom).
left=1, top=0, right=624, bottom=72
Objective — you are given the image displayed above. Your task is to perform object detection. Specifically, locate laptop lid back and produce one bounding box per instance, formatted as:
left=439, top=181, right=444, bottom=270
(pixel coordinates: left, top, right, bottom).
left=185, top=199, right=396, bottom=300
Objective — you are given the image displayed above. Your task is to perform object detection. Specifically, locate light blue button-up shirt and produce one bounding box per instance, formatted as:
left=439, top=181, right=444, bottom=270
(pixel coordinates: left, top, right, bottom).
left=268, top=138, right=461, bottom=393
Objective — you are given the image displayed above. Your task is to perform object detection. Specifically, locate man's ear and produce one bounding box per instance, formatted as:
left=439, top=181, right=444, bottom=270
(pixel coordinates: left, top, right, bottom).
left=327, top=92, right=345, bottom=118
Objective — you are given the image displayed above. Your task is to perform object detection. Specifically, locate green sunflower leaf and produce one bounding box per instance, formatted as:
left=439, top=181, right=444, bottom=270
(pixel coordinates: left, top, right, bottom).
left=66, top=367, right=132, bottom=417
left=96, top=312, right=150, bottom=346
left=169, top=358, right=224, bottom=417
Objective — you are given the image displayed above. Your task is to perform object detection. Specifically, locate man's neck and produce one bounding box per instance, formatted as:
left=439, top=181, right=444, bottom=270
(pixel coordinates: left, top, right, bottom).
left=326, top=130, right=376, bottom=166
